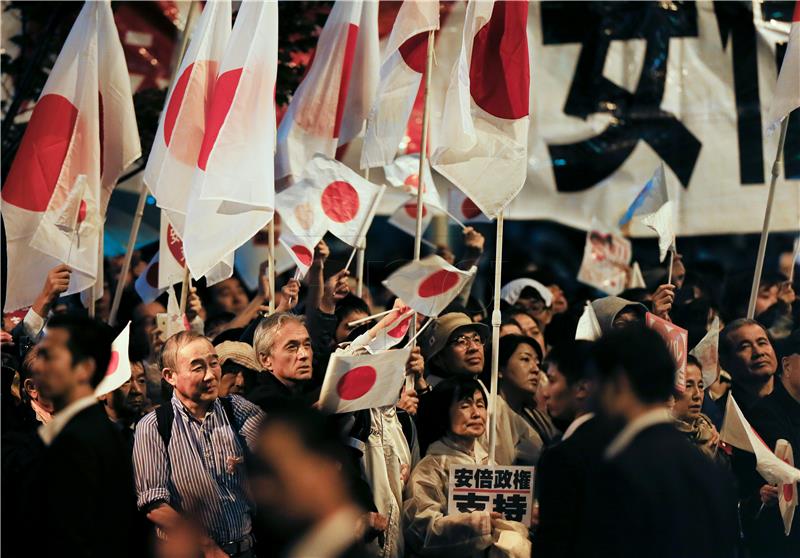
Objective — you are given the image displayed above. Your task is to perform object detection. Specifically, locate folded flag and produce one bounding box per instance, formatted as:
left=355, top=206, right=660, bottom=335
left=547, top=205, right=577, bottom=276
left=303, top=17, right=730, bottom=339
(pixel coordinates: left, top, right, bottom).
left=619, top=163, right=675, bottom=262
left=575, top=302, right=602, bottom=341
left=368, top=309, right=415, bottom=353
left=95, top=322, right=133, bottom=397
left=279, top=226, right=324, bottom=278
left=689, top=316, right=721, bottom=388
left=775, top=439, right=797, bottom=536
left=383, top=255, right=476, bottom=317
left=448, top=186, right=491, bottom=224
left=319, top=348, right=411, bottom=414
left=135, top=252, right=165, bottom=304
left=765, top=1, right=800, bottom=134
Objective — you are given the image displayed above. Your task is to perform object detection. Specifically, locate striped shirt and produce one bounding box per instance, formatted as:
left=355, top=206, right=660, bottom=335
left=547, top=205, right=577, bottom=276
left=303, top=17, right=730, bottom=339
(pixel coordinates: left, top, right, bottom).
left=133, top=394, right=264, bottom=544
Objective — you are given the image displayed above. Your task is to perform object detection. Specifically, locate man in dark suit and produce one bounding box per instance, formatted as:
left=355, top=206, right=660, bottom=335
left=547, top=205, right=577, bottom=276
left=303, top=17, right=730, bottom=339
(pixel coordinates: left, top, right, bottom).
left=26, top=314, right=142, bottom=558
left=588, top=327, right=739, bottom=558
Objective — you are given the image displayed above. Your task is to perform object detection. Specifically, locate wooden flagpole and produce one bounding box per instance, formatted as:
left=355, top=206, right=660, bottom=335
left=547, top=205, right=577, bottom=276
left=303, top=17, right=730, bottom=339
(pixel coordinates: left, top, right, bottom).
left=268, top=218, right=276, bottom=313
left=747, top=117, right=790, bottom=319
left=487, top=212, right=504, bottom=466
left=356, top=168, right=370, bottom=298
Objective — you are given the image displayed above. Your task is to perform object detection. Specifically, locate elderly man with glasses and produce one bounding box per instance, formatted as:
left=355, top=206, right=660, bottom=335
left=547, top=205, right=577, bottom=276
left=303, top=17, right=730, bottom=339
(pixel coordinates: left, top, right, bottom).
left=417, top=313, right=542, bottom=466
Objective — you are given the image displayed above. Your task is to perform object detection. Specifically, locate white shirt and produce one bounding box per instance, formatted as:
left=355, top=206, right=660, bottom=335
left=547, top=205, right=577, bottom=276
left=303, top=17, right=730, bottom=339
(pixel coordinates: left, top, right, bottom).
left=38, top=395, right=97, bottom=446
left=561, top=412, right=595, bottom=441
left=604, top=408, right=673, bottom=460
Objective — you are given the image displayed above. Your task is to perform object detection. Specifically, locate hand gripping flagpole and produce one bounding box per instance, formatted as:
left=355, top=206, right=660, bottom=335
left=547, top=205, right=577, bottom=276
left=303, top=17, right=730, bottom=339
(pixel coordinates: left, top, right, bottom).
left=488, top=212, right=504, bottom=466
left=108, top=1, right=199, bottom=326
left=406, top=31, right=435, bottom=383
left=747, top=117, right=790, bottom=319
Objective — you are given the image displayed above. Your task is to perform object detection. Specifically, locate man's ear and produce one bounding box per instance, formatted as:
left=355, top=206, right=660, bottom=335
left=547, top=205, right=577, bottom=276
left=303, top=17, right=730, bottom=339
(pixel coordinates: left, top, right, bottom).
left=162, top=367, right=178, bottom=387
left=22, top=378, right=37, bottom=397
left=258, top=351, right=271, bottom=372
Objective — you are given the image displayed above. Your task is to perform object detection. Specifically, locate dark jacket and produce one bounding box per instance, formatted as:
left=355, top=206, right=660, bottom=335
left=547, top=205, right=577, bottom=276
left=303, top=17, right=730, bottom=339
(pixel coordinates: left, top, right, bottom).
left=588, top=423, right=739, bottom=558
left=27, top=403, right=143, bottom=558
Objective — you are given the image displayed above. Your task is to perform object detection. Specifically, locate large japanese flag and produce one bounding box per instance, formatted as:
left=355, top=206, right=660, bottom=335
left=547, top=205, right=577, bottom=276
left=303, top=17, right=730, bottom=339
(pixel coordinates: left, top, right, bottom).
left=319, top=348, right=411, bottom=414
left=95, top=322, right=133, bottom=397
left=382, top=255, right=476, bottom=317
left=776, top=439, right=797, bottom=536
left=360, top=0, right=439, bottom=168
left=689, top=316, right=721, bottom=388
left=618, top=163, right=675, bottom=262
left=430, top=0, right=530, bottom=219
left=765, top=1, right=800, bottom=135
left=3, top=1, right=139, bottom=312
left=367, top=309, right=414, bottom=353
left=384, top=154, right=443, bottom=210
left=301, top=155, right=383, bottom=246
left=144, top=0, right=231, bottom=224
left=182, top=0, right=278, bottom=280
left=720, top=395, right=800, bottom=485
left=276, top=0, right=372, bottom=180
left=134, top=252, right=165, bottom=304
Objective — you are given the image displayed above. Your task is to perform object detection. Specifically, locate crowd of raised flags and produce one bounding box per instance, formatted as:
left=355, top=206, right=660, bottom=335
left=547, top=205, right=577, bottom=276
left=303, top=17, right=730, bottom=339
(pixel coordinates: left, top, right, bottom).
left=1, top=1, right=800, bottom=557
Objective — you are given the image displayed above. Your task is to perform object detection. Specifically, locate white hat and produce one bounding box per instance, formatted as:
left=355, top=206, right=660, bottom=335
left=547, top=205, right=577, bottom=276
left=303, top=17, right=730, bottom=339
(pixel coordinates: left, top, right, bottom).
left=500, top=278, right=553, bottom=307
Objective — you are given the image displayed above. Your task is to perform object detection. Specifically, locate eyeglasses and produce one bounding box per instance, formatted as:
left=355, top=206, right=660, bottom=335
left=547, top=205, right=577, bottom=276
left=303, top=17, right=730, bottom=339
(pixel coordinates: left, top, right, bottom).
left=449, top=333, right=485, bottom=350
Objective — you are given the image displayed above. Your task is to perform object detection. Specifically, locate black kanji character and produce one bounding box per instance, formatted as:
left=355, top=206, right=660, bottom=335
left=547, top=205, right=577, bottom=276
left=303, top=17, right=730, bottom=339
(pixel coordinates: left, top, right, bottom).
left=476, top=468, right=493, bottom=489
left=494, top=470, right=513, bottom=489
left=493, top=494, right=527, bottom=522
left=513, top=469, right=532, bottom=491
left=453, top=468, right=474, bottom=488
left=453, top=492, right=491, bottom=513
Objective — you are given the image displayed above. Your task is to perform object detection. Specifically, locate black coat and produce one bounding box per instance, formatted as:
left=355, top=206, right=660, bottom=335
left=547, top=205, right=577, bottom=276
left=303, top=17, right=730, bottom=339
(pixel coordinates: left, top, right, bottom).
left=27, top=403, right=144, bottom=558
left=587, top=422, right=739, bottom=558
left=534, top=416, right=616, bottom=558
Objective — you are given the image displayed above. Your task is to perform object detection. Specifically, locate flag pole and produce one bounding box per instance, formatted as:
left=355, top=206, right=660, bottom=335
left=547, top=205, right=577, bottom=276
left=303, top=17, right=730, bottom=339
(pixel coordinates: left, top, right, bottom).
left=179, top=266, right=190, bottom=313
left=407, top=30, right=435, bottom=378
left=667, top=245, right=675, bottom=286
left=357, top=168, right=370, bottom=298
left=488, top=212, right=504, bottom=466
left=747, top=117, right=790, bottom=319
left=107, top=2, right=199, bottom=326
left=345, top=184, right=386, bottom=272
left=268, top=218, right=276, bottom=313
left=789, top=235, right=800, bottom=284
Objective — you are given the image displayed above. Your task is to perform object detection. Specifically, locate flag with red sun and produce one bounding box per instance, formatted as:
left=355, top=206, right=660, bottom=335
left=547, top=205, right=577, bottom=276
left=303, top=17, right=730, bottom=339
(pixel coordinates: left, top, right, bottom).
left=431, top=0, right=530, bottom=219
left=135, top=252, right=165, bottom=304
left=388, top=198, right=433, bottom=238
left=95, top=322, right=133, bottom=397
left=319, top=347, right=411, bottom=414
left=233, top=224, right=296, bottom=292
left=447, top=185, right=491, bottom=224
left=775, top=439, right=797, bottom=536
left=383, top=154, right=444, bottom=210
left=368, top=309, right=415, bottom=353
left=382, top=255, right=477, bottom=317
left=279, top=227, right=324, bottom=278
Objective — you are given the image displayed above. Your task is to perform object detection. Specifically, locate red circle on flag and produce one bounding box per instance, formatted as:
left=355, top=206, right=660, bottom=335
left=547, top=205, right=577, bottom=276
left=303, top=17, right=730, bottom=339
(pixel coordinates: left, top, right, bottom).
left=198, top=67, right=243, bottom=170
left=167, top=224, right=186, bottom=266
left=404, top=203, right=427, bottom=219
left=461, top=197, right=481, bottom=219
left=164, top=63, right=194, bottom=146
left=146, top=261, right=160, bottom=287
left=105, top=351, right=120, bottom=377
left=418, top=270, right=460, bottom=298
left=403, top=173, right=420, bottom=188
left=784, top=483, right=794, bottom=502
left=469, top=1, right=530, bottom=119
left=321, top=181, right=359, bottom=223
left=77, top=200, right=88, bottom=224
left=2, top=94, right=78, bottom=211
left=291, top=245, right=313, bottom=267
left=399, top=32, right=428, bottom=73
left=388, top=315, right=412, bottom=339
left=336, top=365, right=377, bottom=400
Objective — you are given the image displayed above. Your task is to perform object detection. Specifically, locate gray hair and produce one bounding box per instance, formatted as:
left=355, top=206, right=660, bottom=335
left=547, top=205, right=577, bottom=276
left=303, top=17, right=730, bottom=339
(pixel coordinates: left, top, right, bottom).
left=160, top=330, right=209, bottom=372
left=253, top=312, right=306, bottom=360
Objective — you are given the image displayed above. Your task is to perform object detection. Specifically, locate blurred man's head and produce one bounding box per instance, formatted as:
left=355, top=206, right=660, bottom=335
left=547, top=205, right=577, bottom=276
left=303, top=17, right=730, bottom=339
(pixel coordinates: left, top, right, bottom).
left=778, top=331, right=800, bottom=402
left=207, top=277, right=249, bottom=316
left=127, top=360, right=150, bottom=416
left=719, top=319, right=777, bottom=386
left=334, top=295, right=371, bottom=344
left=161, top=332, right=220, bottom=408
left=545, top=341, right=596, bottom=424
left=34, top=315, right=113, bottom=411
left=254, top=313, right=313, bottom=388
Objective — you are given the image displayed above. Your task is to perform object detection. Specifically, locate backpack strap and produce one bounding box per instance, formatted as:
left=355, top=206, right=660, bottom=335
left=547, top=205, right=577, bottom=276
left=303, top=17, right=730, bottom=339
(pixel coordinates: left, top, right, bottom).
left=219, top=396, right=251, bottom=457
left=155, top=402, right=175, bottom=449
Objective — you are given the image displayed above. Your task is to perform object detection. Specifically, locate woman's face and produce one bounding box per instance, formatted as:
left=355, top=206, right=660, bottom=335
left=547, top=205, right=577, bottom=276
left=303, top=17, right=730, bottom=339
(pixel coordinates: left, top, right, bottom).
left=512, top=313, right=547, bottom=357
left=449, top=389, right=487, bottom=439
left=673, top=364, right=704, bottom=421
left=501, top=343, right=540, bottom=395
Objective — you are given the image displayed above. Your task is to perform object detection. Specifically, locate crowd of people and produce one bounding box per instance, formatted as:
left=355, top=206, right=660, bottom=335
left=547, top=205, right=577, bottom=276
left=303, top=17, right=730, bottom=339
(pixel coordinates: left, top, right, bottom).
left=1, top=227, right=798, bottom=558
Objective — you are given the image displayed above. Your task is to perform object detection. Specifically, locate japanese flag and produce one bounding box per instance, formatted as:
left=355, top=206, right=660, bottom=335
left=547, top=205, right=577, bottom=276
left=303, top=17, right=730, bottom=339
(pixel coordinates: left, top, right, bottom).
left=302, top=155, right=383, bottom=246
left=145, top=0, right=231, bottom=222
left=360, top=0, right=439, bottom=168
left=775, top=439, right=797, bottom=536
left=575, top=302, right=602, bottom=342
left=384, top=154, right=444, bottom=210
left=275, top=179, right=329, bottom=242
left=720, top=396, right=800, bottom=485
left=134, top=252, right=165, bottom=304
left=2, top=1, right=140, bottom=312
left=183, top=0, right=278, bottom=280
left=279, top=227, right=324, bottom=278
left=95, top=322, right=133, bottom=397
left=233, top=224, right=295, bottom=292
left=388, top=198, right=434, bottom=238
left=689, top=317, right=721, bottom=388
left=319, top=348, right=412, bottom=414
left=160, top=212, right=229, bottom=288
left=382, top=255, right=476, bottom=317
left=765, top=1, right=800, bottom=135
left=448, top=186, right=491, bottom=224
left=619, top=163, right=676, bottom=262
left=430, top=0, right=530, bottom=219
left=276, top=0, right=374, bottom=180
left=367, top=309, right=414, bottom=353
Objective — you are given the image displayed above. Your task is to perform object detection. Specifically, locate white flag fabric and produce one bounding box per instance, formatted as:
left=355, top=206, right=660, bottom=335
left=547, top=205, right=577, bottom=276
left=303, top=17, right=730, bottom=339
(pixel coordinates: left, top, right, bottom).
left=367, top=309, right=414, bottom=353
left=382, top=255, right=477, bottom=317
left=383, top=154, right=444, bottom=210
left=619, top=163, right=675, bottom=262
left=319, top=348, right=411, bottom=414
left=360, top=0, right=439, bottom=168
left=388, top=198, right=434, bottom=238
left=720, top=395, right=800, bottom=485
left=279, top=226, right=324, bottom=278
left=145, top=0, right=231, bottom=222
left=575, top=302, right=602, bottom=341
left=275, top=0, right=368, bottom=180
left=430, top=0, right=531, bottom=219
left=447, top=185, right=491, bottom=224
left=689, top=316, right=721, bottom=388
left=183, top=0, right=278, bottom=280
left=275, top=178, right=330, bottom=243
left=3, top=1, right=139, bottom=311
left=233, top=226, right=295, bottom=292
left=158, top=212, right=230, bottom=289
left=765, top=2, right=800, bottom=134
left=95, top=322, right=133, bottom=397
left=134, top=252, right=165, bottom=304
left=776, top=439, right=797, bottom=536
left=629, top=261, right=647, bottom=289
left=165, top=286, right=190, bottom=339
